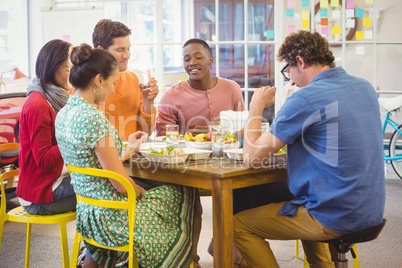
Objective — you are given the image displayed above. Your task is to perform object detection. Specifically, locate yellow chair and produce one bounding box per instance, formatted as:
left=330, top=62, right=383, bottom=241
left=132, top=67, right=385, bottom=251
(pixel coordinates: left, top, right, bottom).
left=67, top=165, right=139, bottom=268
left=0, top=154, right=76, bottom=268
left=295, top=239, right=360, bottom=267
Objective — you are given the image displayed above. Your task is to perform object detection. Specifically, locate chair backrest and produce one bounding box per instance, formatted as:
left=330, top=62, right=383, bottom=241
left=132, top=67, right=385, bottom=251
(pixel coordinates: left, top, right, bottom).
left=0, top=92, right=26, bottom=144
left=0, top=142, right=19, bottom=168
left=0, top=167, right=19, bottom=219
left=66, top=166, right=137, bottom=249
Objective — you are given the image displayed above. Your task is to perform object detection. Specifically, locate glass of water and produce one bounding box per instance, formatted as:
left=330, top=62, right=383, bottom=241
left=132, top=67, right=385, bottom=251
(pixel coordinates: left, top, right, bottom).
left=210, top=120, right=227, bottom=159
left=166, top=125, right=179, bottom=148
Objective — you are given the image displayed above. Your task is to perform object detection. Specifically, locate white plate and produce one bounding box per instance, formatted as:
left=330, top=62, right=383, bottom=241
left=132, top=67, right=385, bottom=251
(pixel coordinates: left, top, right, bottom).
left=142, top=150, right=189, bottom=164
left=185, top=148, right=212, bottom=160
left=224, top=148, right=243, bottom=161
left=185, top=141, right=212, bottom=150
left=224, top=148, right=287, bottom=164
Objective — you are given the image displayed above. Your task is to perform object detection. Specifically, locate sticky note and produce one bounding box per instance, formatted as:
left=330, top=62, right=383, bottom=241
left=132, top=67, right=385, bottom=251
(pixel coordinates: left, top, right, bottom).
left=356, top=46, right=365, bottom=55
left=346, top=9, right=355, bottom=18
left=302, top=19, right=310, bottom=28
left=332, top=10, right=341, bottom=19
left=288, top=0, right=296, bottom=8
left=346, top=1, right=354, bottom=9
left=355, top=9, right=364, bottom=18
left=365, top=30, right=373, bottom=39
left=321, top=18, right=329, bottom=26
left=266, top=30, right=274, bottom=39
left=332, top=26, right=341, bottom=35
left=288, top=25, right=296, bottom=33
left=320, top=0, right=328, bottom=9
left=346, top=19, right=355, bottom=28
left=320, top=9, right=328, bottom=18
left=62, top=35, right=71, bottom=42
left=331, top=0, right=339, bottom=7
left=302, top=0, right=309, bottom=7
left=363, top=18, right=372, bottom=27
left=356, top=31, right=364, bottom=40
left=365, top=0, right=373, bottom=4
left=302, top=11, right=310, bottom=20
left=321, top=26, right=329, bottom=35
left=286, top=9, right=294, bottom=17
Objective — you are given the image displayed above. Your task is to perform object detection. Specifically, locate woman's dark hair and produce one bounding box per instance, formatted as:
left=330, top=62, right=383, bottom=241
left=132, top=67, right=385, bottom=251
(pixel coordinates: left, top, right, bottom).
left=35, top=39, right=72, bottom=93
left=277, top=31, right=335, bottom=67
left=92, top=19, right=131, bottom=49
left=69, top=43, right=118, bottom=89
left=183, top=38, right=212, bottom=56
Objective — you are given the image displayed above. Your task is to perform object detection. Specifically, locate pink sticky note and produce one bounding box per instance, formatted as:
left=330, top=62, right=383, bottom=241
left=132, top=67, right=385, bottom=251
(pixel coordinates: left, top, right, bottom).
left=62, top=35, right=71, bottom=42
left=346, top=1, right=354, bottom=9
left=321, top=26, right=329, bottom=35
left=288, top=0, right=296, bottom=8
left=288, top=25, right=296, bottom=33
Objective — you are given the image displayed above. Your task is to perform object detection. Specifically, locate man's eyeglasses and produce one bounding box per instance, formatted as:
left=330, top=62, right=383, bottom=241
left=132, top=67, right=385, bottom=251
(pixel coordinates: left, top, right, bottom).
left=281, top=63, right=290, bottom=81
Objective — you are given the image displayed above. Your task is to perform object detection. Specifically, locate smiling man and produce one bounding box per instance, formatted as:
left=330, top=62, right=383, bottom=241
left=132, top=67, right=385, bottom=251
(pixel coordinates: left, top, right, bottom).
left=155, top=38, right=244, bottom=136
left=92, top=19, right=159, bottom=141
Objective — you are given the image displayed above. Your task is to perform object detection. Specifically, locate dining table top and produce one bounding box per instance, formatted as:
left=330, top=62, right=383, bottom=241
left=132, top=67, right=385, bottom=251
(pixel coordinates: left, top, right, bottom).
left=124, top=140, right=287, bottom=268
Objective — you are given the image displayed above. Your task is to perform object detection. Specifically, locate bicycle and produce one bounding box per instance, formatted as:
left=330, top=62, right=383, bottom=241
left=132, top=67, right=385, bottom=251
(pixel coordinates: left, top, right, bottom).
left=379, top=95, right=402, bottom=179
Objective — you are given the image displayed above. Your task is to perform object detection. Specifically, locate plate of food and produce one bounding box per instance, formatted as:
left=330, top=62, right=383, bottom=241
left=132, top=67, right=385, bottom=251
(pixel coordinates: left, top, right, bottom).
left=224, top=148, right=243, bottom=161
left=224, top=147, right=287, bottom=163
left=142, top=147, right=189, bottom=164
left=185, top=148, right=212, bottom=160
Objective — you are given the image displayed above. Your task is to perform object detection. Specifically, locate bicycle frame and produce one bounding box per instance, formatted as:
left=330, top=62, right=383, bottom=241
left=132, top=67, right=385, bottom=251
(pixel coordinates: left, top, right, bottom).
left=383, top=111, right=402, bottom=161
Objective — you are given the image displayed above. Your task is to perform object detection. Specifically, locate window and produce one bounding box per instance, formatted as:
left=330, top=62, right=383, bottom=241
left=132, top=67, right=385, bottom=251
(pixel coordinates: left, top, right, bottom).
left=0, top=0, right=28, bottom=79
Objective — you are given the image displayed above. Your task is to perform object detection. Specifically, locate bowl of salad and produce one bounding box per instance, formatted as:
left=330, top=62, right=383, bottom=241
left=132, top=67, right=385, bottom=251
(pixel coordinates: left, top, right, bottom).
left=142, top=147, right=190, bottom=164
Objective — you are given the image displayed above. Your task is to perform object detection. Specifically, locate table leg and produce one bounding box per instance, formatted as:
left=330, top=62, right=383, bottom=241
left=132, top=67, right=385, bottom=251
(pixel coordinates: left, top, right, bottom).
left=212, top=177, right=233, bottom=268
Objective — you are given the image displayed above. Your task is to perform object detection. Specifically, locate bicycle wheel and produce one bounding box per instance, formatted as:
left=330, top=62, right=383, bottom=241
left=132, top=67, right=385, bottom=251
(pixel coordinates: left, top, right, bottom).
left=389, top=124, right=402, bottom=179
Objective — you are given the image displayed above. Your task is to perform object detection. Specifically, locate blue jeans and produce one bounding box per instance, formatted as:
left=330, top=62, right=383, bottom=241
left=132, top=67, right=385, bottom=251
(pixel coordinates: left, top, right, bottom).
left=23, top=176, right=76, bottom=215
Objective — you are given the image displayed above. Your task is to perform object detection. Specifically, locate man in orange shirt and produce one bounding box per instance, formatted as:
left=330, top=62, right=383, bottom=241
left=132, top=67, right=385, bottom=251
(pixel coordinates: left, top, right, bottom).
left=92, top=19, right=158, bottom=141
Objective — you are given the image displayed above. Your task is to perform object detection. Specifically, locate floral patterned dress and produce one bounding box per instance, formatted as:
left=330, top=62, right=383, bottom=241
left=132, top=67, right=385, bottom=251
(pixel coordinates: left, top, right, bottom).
left=55, top=96, right=196, bottom=268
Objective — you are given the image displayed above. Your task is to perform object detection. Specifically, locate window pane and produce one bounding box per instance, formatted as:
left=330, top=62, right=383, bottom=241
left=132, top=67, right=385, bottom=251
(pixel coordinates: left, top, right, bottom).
left=248, top=44, right=274, bottom=88
left=214, top=44, right=244, bottom=87
left=104, top=2, right=128, bottom=22
left=377, top=1, right=402, bottom=42
left=344, top=44, right=374, bottom=85
left=163, top=0, right=185, bottom=42
left=129, top=1, right=155, bottom=43
left=130, top=45, right=155, bottom=70
left=0, top=0, right=28, bottom=75
left=376, top=45, right=402, bottom=93
left=248, top=1, right=274, bottom=41
left=194, top=3, right=216, bottom=41
left=163, top=44, right=183, bottom=71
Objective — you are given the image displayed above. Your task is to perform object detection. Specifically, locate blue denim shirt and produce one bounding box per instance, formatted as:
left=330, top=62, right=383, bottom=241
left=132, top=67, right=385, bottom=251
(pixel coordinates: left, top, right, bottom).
left=270, top=67, right=385, bottom=233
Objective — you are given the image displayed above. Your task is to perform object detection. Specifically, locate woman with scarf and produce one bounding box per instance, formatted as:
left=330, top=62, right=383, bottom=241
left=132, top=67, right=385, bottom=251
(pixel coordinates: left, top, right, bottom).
left=16, top=39, right=77, bottom=215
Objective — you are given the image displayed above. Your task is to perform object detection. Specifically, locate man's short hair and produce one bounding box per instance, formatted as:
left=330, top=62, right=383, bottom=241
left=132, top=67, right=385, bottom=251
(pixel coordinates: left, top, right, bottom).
left=92, top=19, right=131, bottom=49
left=277, top=30, right=335, bottom=67
left=183, top=38, right=212, bottom=56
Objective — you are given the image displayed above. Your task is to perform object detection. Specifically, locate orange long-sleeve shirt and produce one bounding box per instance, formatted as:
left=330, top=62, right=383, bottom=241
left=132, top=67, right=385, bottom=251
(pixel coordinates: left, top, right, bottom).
left=98, top=71, right=156, bottom=141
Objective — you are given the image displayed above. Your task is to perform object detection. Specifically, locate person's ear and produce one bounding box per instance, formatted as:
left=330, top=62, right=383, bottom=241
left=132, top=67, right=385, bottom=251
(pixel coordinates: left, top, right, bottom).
left=209, top=56, right=214, bottom=66
left=96, top=45, right=104, bottom=49
left=295, top=56, right=305, bottom=69
left=94, top=74, right=102, bottom=86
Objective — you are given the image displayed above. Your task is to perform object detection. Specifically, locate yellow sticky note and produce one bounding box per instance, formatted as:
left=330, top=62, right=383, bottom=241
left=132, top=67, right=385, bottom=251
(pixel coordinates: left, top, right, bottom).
left=356, top=31, right=364, bottom=40
left=332, top=26, right=341, bottom=35
left=331, top=0, right=339, bottom=7
left=320, top=0, right=329, bottom=8
left=302, top=11, right=310, bottom=20
left=363, top=18, right=372, bottom=27
left=365, top=0, right=373, bottom=4
left=302, top=19, right=310, bottom=28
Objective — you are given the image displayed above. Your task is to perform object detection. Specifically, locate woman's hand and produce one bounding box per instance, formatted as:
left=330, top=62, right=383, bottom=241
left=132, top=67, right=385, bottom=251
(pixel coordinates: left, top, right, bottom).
left=127, top=131, right=148, bottom=152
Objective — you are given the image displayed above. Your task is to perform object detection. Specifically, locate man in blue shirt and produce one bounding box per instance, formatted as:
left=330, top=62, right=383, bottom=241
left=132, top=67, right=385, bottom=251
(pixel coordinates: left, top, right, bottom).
left=233, top=30, right=385, bottom=267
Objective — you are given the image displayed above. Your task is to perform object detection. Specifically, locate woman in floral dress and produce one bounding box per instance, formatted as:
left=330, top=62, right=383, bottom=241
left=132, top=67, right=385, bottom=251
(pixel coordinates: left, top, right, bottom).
left=55, top=44, right=196, bottom=268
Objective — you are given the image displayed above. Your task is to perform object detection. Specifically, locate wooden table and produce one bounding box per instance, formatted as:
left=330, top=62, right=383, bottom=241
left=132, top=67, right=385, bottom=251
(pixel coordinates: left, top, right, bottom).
left=124, top=156, right=286, bottom=268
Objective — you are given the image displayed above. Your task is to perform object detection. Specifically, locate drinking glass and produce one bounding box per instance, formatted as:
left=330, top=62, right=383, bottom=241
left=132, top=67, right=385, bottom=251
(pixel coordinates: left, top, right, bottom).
left=166, top=125, right=179, bottom=148
left=137, top=68, right=154, bottom=90
left=261, top=122, right=270, bottom=133
left=210, top=121, right=227, bottom=159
